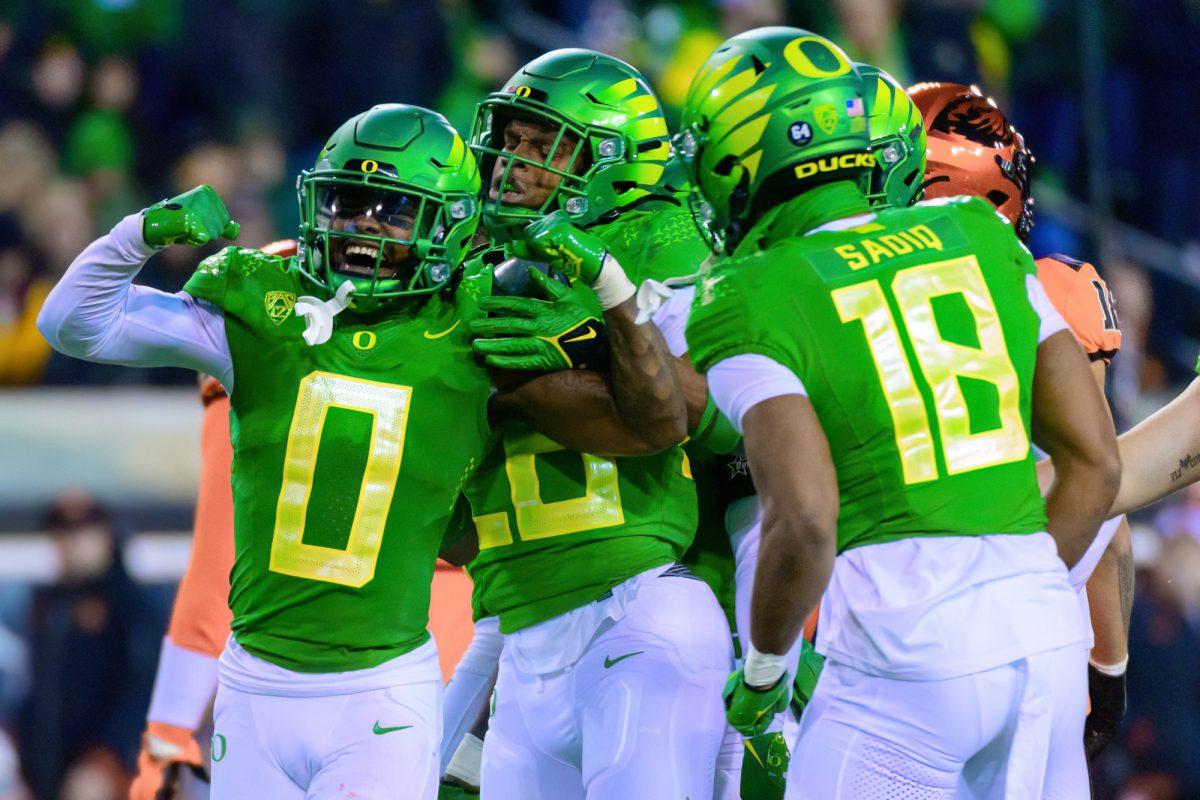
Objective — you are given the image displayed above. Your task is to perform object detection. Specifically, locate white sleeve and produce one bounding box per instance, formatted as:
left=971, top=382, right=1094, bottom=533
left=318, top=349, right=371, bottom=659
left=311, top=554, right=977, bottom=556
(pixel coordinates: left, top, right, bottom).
left=707, top=353, right=807, bottom=434
left=37, top=212, right=234, bottom=390
left=650, top=285, right=695, bottom=357
left=1026, top=273, right=1069, bottom=344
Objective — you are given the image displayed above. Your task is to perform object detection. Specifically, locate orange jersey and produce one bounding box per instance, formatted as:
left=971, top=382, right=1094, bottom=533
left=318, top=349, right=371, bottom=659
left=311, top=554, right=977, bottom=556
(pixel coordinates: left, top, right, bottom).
left=1036, top=255, right=1121, bottom=363
left=166, top=377, right=234, bottom=656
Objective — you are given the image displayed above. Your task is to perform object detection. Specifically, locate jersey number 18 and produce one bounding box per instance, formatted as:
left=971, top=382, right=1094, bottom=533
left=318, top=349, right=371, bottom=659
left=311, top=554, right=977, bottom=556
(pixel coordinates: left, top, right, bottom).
left=832, top=256, right=1030, bottom=484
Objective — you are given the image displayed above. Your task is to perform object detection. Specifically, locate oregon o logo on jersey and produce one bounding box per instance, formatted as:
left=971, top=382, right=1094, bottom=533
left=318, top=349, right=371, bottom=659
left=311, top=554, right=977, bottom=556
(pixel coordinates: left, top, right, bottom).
left=353, top=330, right=377, bottom=350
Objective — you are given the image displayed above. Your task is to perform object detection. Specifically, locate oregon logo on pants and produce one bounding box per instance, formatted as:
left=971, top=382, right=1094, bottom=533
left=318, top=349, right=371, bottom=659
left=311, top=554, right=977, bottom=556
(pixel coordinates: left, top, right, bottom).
left=212, top=733, right=228, bottom=762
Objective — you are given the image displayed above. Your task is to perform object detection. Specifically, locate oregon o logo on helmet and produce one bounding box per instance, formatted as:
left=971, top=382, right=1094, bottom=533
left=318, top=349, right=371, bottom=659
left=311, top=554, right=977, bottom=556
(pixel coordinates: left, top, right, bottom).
left=789, top=122, right=813, bottom=146
left=793, top=152, right=876, bottom=180
left=783, top=36, right=851, bottom=79
left=515, top=85, right=532, bottom=98
left=360, top=159, right=379, bottom=174
left=353, top=330, right=377, bottom=350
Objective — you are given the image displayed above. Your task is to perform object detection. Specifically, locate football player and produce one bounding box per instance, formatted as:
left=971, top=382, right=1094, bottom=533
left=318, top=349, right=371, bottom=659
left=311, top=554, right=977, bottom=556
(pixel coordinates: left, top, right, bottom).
left=909, top=81, right=1131, bottom=759
left=445, top=49, right=737, bottom=800
left=679, top=27, right=1118, bottom=798
left=130, top=292, right=481, bottom=800
left=38, top=105, right=681, bottom=798
left=129, top=374, right=231, bottom=799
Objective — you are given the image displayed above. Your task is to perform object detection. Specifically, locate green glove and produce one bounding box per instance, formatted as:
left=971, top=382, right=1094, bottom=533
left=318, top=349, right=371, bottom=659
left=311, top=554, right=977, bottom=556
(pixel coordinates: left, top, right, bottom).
left=143, top=184, right=240, bottom=248
left=790, top=638, right=825, bottom=717
left=472, top=268, right=605, bottom=372
left=724, top=668, right=792, bottom=738
left=521, top=211, right=608, bottom=286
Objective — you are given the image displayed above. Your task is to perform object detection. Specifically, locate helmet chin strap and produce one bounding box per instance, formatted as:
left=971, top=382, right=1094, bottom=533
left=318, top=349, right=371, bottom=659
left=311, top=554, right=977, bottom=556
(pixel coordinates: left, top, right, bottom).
left=296, top=280, right=355, bottom=346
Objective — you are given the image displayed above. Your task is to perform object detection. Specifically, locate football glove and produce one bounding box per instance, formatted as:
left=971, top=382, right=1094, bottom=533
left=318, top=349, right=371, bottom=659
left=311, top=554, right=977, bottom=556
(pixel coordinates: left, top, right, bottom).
left=129, top=721, right=207, bottom=800
left=143, top=185, right=240, bottom=248
left=1084, top=663, right=1127, bottom=760
left=521, top=211, right=607, bottom=286
left=472, top=267, right=607, bottom=372
left=790, top=638, right=825, bottom=717
left=740, top=731, right=789, bottom=800
left=724, top=668, right=792, bottom=738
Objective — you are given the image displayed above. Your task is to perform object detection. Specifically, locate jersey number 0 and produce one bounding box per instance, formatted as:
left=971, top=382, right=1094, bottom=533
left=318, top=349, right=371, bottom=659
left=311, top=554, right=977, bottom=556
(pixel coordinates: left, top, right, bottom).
left=269, top=371, right=412, bottom=587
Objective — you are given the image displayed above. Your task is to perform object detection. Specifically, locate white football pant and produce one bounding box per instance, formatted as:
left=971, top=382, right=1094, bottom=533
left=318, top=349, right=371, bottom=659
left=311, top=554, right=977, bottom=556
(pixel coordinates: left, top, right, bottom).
left=210, top=642, right=442, bottom=799
left=481, top=564, right=733, bottom=799
left=440, top=615, right=502, bottom=772
left=787, top=644, right=1089, bottom=800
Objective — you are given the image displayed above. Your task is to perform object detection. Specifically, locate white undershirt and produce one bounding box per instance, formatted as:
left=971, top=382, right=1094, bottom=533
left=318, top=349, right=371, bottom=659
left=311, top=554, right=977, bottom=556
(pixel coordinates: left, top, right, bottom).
left=36, top=212, right=235, bottom=390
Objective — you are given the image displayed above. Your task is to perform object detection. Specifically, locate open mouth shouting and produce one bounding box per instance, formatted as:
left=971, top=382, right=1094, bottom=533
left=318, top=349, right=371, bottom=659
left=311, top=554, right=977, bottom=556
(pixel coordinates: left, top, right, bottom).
left=336, top=239, right=399, bottom=279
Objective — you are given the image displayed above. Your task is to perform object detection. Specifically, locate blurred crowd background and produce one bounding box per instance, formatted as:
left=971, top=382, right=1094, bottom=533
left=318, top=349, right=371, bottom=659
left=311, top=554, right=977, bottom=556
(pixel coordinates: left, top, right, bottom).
left=0, top=0, right=1198, bottom=798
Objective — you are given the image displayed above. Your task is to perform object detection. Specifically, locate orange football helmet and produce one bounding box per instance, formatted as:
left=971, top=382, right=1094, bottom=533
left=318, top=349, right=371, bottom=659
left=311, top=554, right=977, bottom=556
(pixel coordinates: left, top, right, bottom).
left=907, top=82, right=1035, bottom=240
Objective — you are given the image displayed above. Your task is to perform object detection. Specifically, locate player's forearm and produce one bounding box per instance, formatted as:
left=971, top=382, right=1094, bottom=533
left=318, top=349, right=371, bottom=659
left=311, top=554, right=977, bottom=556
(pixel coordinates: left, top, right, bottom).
left=493, top=369, right=670, bottom=456
left=1111, top=378, right=1200, bottom=515
left=1045, top=453, right=1119, bottom=568
left=749, top=499, right=835, bottom=655
left=1087, top=522, right=1132, bottom=666
left=37, top=213, right=234, bottom=385
left=603, top=297, right=687, bottom=448
left=672, top=355, right=710, bottom=431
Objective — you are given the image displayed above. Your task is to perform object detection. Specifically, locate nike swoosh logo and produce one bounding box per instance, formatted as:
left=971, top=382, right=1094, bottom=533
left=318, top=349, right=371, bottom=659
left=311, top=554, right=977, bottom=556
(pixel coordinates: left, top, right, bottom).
left=423, top=319, right=461, bottom=339
left=373, top=722, right=413, bottom=735
left=562, top=327, right=597, bottom=344
left=603, top=651, right=644, bottom=669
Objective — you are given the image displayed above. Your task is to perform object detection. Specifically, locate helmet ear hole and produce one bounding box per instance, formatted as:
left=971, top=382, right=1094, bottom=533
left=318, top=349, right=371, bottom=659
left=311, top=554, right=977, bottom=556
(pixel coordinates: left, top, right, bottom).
left=986, top=189, right=1009, bottom=208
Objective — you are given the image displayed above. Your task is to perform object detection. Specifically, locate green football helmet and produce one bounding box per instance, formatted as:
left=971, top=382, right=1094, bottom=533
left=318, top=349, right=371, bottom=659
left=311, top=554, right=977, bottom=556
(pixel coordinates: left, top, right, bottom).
left=857, top=63, right=926, bottom=209
left=469, top=48, right=675, bottom=237
left=675, top=27, right=872, bottom=252
left=297, top=104, right=481, bottom=308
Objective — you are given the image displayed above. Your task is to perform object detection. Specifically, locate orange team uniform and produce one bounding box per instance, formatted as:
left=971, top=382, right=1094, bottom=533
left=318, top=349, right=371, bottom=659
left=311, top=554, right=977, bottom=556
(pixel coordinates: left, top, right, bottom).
left=1035, top=254, right=1121, bottom=362
left=131, top=240, right=475, bottom=797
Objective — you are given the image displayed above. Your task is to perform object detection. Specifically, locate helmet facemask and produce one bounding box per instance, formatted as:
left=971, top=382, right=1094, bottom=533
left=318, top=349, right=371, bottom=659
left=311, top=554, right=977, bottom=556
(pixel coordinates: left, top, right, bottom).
left=471, top=100, right=613, bottom=238
left=297, top=167, right=477, bottom=309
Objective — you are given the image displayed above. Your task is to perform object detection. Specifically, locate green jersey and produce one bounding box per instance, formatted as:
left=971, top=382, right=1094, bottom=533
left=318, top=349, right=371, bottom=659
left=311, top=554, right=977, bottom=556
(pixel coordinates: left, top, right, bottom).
left=184, top=247, right=492, bottom=672
left=689, top=193, right=1048, bottom=553
left=465, top=198, right=708, bottom=633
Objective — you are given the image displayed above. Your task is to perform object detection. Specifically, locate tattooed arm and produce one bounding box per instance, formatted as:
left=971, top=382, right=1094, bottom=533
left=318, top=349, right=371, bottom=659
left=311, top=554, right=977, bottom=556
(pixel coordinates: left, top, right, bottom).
left=602, top=296, right=686, bottom=445
left=1087, top=518, right=1133, bottom=666
left=493, top=366, right=685, bottom=457
left=1111, top=377, right=1200, bottom=516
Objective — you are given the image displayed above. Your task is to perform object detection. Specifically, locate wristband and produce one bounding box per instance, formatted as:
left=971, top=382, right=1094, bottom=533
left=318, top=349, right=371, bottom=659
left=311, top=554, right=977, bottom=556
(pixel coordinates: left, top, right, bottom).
left=1089, top=656, right=1128, bottom=677
left=445, top=732, right=484, bottom=788
left=744, top=642, right=787, bottom=688
left=592, top=254, right=637, bottom=311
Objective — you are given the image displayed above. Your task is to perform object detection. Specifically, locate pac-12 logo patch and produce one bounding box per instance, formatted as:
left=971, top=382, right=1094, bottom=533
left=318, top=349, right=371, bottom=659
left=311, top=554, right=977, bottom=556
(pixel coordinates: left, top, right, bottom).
left=789, top=122, right=813, bottom=146
left=264, top=291, right=296, bottom=325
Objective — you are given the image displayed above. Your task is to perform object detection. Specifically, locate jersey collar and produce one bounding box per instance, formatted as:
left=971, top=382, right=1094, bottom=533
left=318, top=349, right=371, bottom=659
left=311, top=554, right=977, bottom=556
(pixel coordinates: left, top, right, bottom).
left=736, top=181, right=872, bottom=255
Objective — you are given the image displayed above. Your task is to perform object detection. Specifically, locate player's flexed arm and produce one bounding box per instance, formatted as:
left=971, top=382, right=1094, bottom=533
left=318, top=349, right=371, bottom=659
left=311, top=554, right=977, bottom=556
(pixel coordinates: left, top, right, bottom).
left=36, top=185, right=239, bottom=386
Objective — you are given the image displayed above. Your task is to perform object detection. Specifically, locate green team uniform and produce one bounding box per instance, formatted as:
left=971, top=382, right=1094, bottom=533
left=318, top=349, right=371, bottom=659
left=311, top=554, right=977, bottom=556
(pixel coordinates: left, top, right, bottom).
left=185, top=247, right=492, bottom=671
left=689, top=193, right=1048, bottom=551
left=465, top=199, right=709, bottom=633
